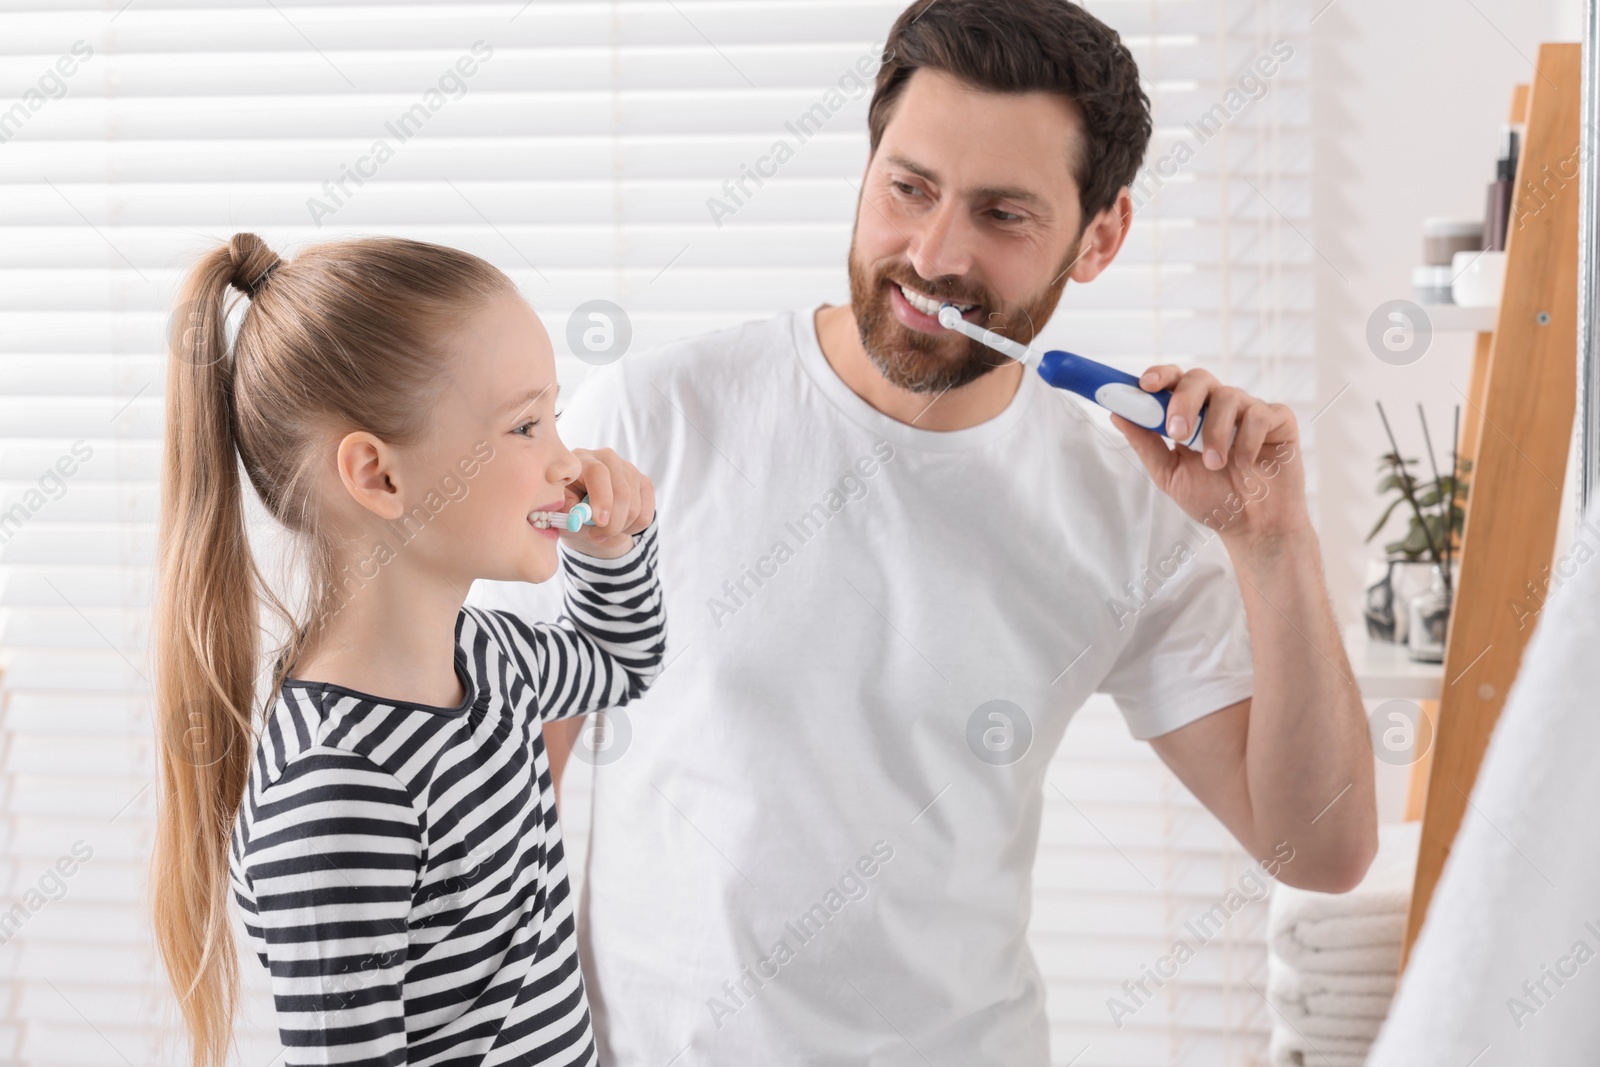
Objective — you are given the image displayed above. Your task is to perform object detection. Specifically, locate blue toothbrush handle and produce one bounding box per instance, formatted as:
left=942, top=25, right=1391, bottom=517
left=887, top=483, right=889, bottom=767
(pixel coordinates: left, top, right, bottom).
left=1036, top=350, right=1206, bottom=450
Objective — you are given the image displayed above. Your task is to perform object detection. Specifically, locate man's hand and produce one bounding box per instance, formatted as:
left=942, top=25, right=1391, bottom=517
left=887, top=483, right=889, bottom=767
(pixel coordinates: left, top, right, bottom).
left=561, top=447, right=655, bottom=559
left=1111, top=366, right=1310, bottom=548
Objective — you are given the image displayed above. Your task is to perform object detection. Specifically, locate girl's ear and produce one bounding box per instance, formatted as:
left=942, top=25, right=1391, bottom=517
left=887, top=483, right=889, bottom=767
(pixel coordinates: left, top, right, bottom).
left=335, top=431, right=406, bottom=521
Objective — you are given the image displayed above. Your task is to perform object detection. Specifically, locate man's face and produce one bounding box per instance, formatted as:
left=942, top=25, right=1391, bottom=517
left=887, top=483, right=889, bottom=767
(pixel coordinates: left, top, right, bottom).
left=848, top=68, right=1093, bottom=394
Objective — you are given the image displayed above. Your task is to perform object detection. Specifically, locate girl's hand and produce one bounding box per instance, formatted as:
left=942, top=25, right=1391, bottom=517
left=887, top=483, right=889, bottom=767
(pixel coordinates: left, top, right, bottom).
left=561, top=447, right=656, bottom=559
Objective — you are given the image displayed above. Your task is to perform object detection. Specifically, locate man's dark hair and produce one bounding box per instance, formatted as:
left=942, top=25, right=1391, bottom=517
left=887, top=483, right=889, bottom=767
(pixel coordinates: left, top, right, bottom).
left=868, top=0, right=1153, bottom=223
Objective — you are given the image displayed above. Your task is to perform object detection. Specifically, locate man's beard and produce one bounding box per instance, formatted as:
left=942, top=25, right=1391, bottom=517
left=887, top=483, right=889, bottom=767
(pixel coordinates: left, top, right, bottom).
left=846, top=241, right=1077, bottom=395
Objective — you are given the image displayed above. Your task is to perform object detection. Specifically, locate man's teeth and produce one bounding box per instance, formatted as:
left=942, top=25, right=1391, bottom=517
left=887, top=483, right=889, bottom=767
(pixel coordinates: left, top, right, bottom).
left=898, top=284, right=975, bottom=317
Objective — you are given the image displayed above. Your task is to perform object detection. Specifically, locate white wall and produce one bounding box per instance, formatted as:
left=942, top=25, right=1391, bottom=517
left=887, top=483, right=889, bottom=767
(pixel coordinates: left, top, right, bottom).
left=1310, top=0, right=1583, bottom=626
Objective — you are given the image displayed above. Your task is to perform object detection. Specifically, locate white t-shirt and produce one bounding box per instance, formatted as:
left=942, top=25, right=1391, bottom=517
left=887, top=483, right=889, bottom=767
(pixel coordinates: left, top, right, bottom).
left=471, top=307, right=1254, bottom=1065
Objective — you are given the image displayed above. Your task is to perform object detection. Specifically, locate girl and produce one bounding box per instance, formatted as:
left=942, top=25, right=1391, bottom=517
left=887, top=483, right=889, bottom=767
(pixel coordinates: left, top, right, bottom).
left=150, top=233, right=665, bottom=1067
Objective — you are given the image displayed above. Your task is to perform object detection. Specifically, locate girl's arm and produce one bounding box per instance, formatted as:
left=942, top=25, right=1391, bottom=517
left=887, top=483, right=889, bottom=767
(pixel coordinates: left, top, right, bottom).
left=484, top=516, right=666, bottom=723
left=236, top=749, right=421, bottom=1065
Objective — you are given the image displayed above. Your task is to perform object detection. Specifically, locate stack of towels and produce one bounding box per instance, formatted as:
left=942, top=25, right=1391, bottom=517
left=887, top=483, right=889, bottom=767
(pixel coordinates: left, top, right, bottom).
left=1266, top=820, right=1420, bottom=1067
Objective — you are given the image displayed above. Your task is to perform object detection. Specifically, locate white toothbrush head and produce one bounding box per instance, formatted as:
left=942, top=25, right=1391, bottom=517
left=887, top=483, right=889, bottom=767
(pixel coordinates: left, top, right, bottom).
left=937, top=304, right=1040, bottom=368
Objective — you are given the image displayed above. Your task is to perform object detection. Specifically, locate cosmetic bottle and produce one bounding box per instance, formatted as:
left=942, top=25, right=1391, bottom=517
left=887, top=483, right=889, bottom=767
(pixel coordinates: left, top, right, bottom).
left=1484, top=125, right=1519, bottom=252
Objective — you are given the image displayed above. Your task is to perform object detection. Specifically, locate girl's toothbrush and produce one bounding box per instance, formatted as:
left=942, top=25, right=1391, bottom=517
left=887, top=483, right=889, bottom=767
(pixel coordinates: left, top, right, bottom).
left=529, top=495, right=597, bottom=532
left=936, top=305, right=1206, bottom=451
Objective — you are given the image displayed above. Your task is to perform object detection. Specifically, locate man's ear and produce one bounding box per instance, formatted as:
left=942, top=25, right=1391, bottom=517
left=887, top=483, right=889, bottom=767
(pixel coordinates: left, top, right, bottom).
left=1068, top=187, right=1134, bottom=285
left=335, top=431, right=406, bottom=521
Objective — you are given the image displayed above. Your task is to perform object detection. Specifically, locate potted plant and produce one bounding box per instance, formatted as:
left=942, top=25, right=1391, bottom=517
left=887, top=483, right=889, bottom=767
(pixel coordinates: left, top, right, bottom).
left=1362, top=403, right=1469, bottom=660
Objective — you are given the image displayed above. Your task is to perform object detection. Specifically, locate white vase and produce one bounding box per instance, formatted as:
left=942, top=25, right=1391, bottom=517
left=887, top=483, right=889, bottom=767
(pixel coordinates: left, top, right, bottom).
left=1408, top=565, right=1452, bottom=662
left=1364, top=559, right=1437, bottom=644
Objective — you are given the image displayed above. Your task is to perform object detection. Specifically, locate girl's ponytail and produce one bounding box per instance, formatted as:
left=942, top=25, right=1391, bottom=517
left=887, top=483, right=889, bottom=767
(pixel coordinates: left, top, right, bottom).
left=151, top=234, right=281, bottom=1067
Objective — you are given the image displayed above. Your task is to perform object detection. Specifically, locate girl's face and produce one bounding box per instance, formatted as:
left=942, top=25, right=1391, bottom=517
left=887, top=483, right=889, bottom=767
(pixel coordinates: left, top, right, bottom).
left=382, top=291, right=584, bottom=588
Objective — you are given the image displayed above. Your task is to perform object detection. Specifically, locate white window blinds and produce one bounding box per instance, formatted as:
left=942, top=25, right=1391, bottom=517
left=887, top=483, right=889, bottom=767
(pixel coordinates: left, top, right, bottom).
left=0, top=1, right=1309, bottom=1063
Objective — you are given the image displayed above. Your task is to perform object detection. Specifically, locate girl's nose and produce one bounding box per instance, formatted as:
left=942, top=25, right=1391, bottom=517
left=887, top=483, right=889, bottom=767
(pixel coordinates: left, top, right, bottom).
left=554, top=443, right=583, bottom=485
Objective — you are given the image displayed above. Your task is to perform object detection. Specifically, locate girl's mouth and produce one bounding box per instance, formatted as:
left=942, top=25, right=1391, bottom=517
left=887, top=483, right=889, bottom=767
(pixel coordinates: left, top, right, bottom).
left=529, top=499, right=569, bottom=539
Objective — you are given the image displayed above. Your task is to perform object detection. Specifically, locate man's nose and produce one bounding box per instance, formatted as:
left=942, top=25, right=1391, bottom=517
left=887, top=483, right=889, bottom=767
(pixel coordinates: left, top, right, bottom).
left=906, top=199, right=976, bottom=281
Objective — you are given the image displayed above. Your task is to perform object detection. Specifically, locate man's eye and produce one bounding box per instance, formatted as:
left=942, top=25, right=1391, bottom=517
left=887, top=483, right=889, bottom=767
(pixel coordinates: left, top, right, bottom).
left=991, top=209, right=1021, bottom=222
left=892, top=181, right=921, bottom=197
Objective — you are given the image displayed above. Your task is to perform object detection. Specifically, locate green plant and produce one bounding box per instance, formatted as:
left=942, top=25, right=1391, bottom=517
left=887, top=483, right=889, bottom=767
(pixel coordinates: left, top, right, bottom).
left=1367, top=455, right=1469, bottom=558
left=1366, top=403, right=1471, bottom=590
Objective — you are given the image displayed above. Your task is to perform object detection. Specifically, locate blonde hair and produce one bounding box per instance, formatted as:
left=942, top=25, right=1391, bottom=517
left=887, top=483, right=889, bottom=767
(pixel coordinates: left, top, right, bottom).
left=151, top=233, right=514, bottom=1067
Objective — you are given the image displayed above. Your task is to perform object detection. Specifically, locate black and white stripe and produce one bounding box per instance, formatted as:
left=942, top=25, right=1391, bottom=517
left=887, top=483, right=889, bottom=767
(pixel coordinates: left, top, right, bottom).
left=230, top=520, right=664, bottom=1066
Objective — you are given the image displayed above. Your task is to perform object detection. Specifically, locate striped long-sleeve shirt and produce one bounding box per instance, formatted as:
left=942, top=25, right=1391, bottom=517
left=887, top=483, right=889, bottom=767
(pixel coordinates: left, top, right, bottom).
left=230, top=519, right=664, bottom=1066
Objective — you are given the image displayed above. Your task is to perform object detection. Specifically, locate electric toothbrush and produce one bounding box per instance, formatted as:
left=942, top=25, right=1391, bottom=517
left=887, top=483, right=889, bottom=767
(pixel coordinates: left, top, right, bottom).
left=936, top=305, right=1207, bottom=451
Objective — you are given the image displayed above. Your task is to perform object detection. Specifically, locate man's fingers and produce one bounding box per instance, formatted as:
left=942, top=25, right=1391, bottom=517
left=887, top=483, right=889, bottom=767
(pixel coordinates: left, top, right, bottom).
left=1139, top=364, right=1183, bottom=392
left=1200, top=387, right=1242, bottom=469
left=1233, top=403, right=1274, bottom=471
left=1164, top=369, right=1216, bottom=444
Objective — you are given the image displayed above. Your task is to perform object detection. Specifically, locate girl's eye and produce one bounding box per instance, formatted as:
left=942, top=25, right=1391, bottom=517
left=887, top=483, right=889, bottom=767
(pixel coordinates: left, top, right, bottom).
left=513, top=410, right=561, bottom=436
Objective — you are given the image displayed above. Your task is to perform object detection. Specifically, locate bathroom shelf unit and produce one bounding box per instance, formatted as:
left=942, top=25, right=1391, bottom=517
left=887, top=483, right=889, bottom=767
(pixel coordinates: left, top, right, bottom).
left=1400, top=51, right=1580, bottom=968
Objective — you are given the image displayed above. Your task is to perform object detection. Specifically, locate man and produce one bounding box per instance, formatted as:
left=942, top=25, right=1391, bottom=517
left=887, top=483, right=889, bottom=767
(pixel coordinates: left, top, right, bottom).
left=474, top=0, right=1376, bottom=1062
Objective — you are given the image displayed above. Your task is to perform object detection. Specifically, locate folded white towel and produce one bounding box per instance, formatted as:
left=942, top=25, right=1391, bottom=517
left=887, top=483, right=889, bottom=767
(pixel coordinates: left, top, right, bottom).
left=1269, top=952, right=1391, bottom=1047
left=1289, top=1007, right=1384, bottom=1044
left=1270, top=964, right=1396, bottom=1021
left=1269, top=1025, right=1373, bottom=1067
left=1271, top=967, right=1399, bottom=1000
left=1267, top=822, right=1419, bottom=976
left=1266, top=821, right=1420, bottom=1065
left=1368, top=504, right=1600, bottom=1066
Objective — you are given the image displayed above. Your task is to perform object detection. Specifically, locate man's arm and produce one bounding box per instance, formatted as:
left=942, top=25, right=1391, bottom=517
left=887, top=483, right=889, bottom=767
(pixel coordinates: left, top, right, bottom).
left=1115, top=369, right=1378, bottom=893
left=1148, top=528, right=1376, bottom=892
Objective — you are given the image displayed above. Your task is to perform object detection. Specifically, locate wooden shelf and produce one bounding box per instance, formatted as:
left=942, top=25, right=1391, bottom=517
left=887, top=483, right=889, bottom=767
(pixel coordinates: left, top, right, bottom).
left=1344, top=624, right=1444, bottom=701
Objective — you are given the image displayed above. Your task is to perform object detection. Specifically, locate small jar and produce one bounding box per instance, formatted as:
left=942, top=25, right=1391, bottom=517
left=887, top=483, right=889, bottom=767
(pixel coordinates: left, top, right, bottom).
left=1422, top=217, right=1484, bottom=266
left=1452, top=249, right=1506, bottom=307
left=1412, top=265, right=1454, bottom=305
